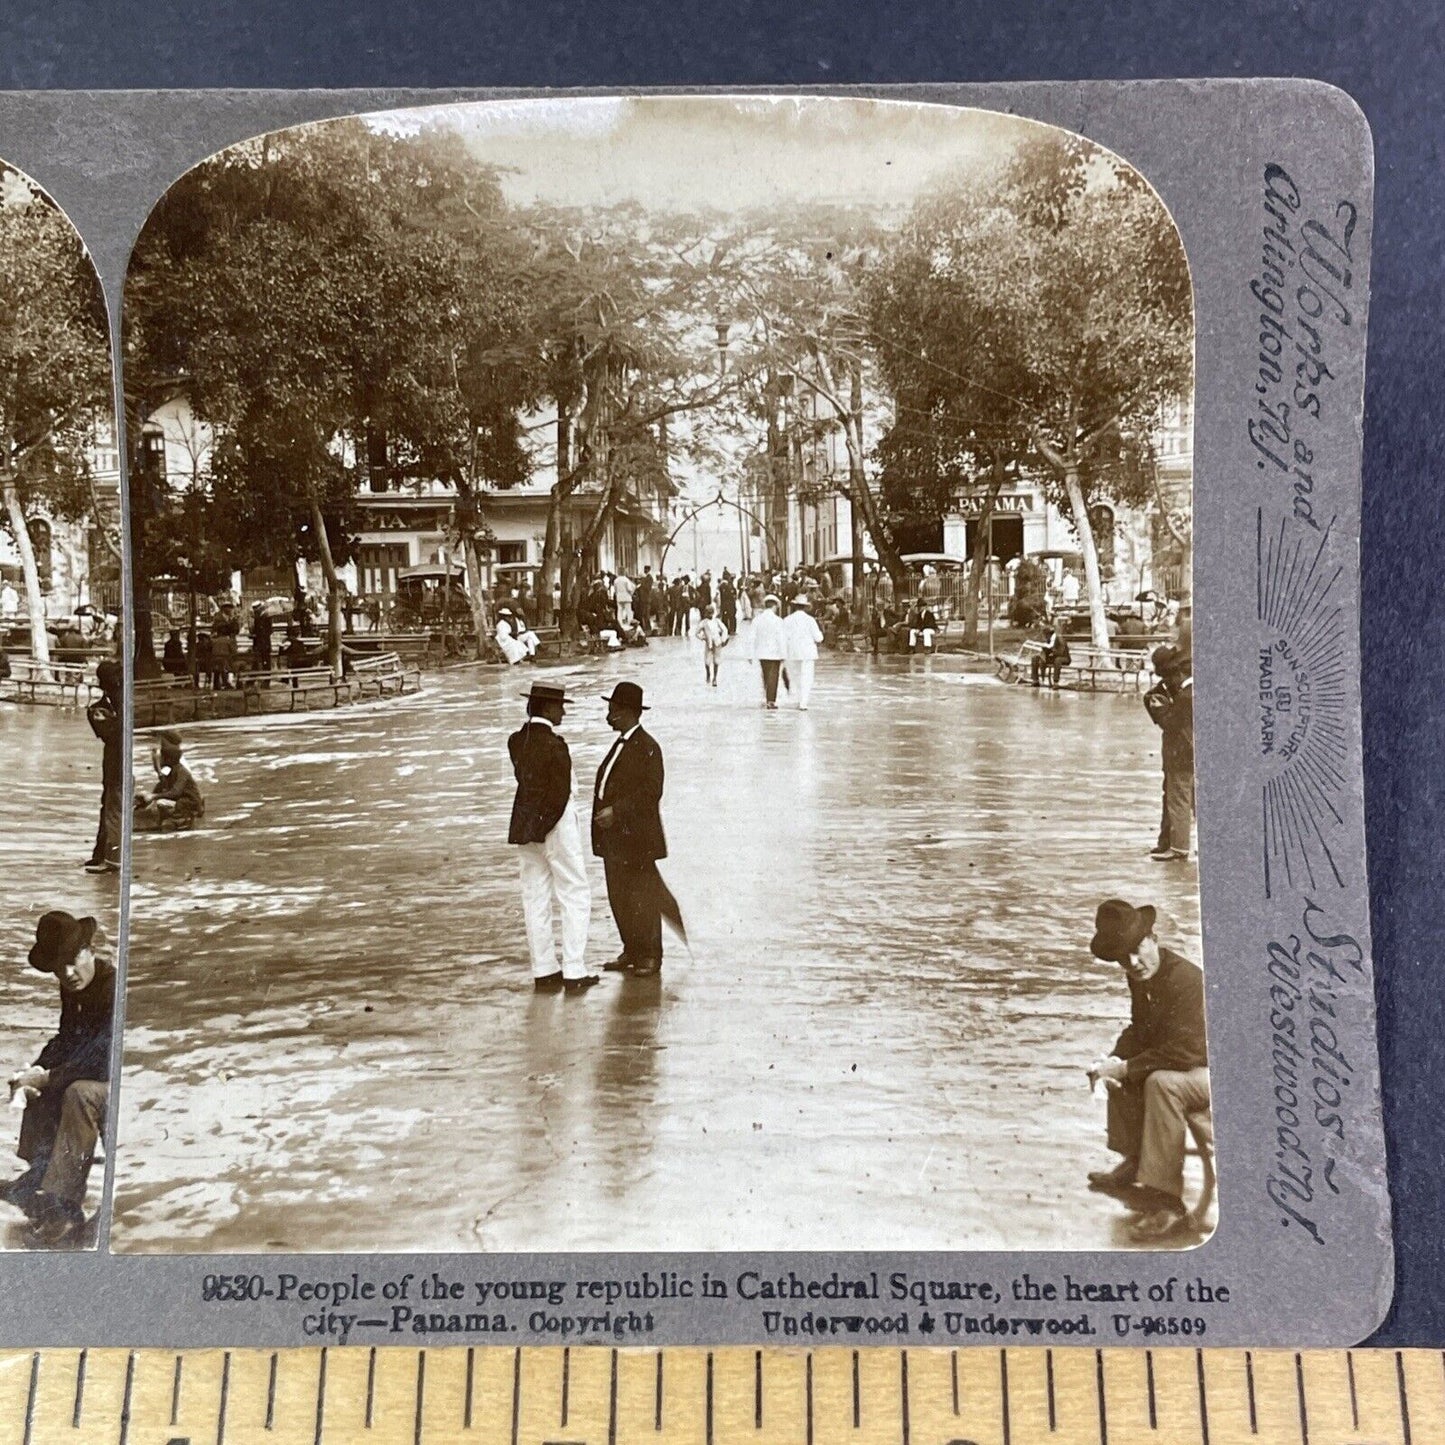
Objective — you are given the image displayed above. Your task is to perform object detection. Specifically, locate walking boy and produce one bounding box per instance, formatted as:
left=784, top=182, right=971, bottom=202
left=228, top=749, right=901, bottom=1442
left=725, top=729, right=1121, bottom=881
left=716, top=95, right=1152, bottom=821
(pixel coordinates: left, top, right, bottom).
left=694, top=604, right=728, bottom=687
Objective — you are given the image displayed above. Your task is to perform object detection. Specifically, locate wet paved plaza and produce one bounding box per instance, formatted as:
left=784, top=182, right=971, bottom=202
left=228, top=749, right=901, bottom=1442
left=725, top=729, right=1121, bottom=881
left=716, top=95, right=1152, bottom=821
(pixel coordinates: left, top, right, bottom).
left=110, top=634, right=1204, bottom=1254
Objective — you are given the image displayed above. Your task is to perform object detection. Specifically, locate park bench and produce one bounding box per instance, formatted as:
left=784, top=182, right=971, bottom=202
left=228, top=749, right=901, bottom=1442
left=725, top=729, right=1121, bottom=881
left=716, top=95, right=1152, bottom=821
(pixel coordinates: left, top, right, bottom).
left=349, top=651, right=421, bottom=699
left=0, top=657, right=98, bottom=706
left=996, top=638, right=1157, bottom=691
left=132, top=674, right=196, bottom=726
left=249, top=665, right=346, bottom=711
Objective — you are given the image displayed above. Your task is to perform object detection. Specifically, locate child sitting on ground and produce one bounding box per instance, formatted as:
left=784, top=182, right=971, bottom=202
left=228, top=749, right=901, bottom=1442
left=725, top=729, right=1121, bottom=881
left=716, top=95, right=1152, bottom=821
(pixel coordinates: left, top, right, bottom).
left=133, top=729, right=206, bottom=832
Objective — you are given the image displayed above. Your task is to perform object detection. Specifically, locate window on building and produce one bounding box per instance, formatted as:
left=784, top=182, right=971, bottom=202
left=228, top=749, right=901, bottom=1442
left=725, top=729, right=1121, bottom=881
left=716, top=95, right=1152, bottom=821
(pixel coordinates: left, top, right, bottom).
left=358, top=543, right=410, bottom=595
left=496, top=541, right=527, bottom=566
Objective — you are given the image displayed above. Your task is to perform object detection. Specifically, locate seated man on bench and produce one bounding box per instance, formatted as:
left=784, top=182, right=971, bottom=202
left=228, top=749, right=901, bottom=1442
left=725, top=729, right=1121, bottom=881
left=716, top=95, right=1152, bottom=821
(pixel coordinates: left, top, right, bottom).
left=1030, top=623, right=1071, bottom=686
left=1084, top=898, right=1210, bottom=1241
left=0, top=912, right=115, bottom=1248
left=907, top=601, right=939, bottom=653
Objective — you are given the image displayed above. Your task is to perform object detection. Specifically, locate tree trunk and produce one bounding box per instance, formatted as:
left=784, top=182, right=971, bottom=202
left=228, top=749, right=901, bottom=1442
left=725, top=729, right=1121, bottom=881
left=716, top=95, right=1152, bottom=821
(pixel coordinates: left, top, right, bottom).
left=842, top=416, right=905, bottom=585
left=1, top=479, right=51, bottom=670
left=963, top=460, right=1007, bottom=649
left=540, top=406, right=571, bottom=596
left=1063, top=464, right=1111, bottom=652
left=848, top=361, right=867, bottom=617
left=309, top=496, right=344, bottom=674
left=460, top=533, right=491, bottom=661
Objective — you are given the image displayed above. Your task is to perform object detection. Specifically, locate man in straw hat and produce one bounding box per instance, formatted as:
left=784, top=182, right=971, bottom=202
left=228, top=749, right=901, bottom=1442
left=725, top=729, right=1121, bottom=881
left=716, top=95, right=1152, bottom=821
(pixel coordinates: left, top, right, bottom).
left=593, top=682, right=684, bottom=976
left=0, top=912, right=116, bottom=1247
left=1084, top=899, right=1209, bottom=1241
left=782, top=594, right=824, bottom=710
left=508, top=681, right=596, bottom=993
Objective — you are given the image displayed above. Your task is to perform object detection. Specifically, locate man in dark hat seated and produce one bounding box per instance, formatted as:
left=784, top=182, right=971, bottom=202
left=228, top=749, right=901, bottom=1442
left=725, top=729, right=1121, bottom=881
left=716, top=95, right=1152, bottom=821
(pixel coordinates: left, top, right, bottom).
left=1085, top=899, right=1210, bottom=1241
left=508, top=681, right=596, bottom=994
left=0, top=912, right=116, bottom=1247
left=133, top=729, right=206, bottom=832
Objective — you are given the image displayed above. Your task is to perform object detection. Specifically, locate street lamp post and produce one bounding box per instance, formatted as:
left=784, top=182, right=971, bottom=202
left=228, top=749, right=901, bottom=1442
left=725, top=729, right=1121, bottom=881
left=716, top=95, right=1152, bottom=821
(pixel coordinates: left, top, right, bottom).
left=986, top=510, right=996, bottom=661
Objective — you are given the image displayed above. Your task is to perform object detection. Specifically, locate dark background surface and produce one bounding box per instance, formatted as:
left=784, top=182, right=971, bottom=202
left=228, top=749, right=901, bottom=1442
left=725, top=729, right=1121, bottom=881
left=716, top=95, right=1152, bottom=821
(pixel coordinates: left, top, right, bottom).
left=3, top=0, right=1440, bottom=1344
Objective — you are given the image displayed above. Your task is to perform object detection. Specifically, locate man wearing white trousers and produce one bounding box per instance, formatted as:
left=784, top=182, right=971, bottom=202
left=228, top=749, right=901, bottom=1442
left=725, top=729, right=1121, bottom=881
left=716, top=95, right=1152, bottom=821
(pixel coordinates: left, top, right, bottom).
left=782, top=594, right=824, bottom=710
left=507, top=682, right=598, bottom=994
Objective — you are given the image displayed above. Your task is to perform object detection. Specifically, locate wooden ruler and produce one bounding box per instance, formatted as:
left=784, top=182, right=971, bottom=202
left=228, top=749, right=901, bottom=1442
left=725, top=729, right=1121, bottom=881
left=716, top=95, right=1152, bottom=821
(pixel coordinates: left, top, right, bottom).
left=0, top=1347, right=1436, bottom=1444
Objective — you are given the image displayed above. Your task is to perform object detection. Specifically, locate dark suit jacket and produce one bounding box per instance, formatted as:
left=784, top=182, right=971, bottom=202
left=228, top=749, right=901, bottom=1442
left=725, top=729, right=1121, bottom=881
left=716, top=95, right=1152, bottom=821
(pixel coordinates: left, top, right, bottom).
left=37, top=956, right=115, bottom=1095
left=507, top=720, right=573, bottom=845
left=1112, top=946, right=1208, bottom=1082
left=592, top=727, right=667, bottom=862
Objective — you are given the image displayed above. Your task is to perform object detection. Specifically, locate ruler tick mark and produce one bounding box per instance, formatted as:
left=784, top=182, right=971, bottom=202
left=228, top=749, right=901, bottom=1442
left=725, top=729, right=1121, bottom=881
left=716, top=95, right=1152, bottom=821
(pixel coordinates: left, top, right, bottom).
left=607, top=1349, right=618, bottom=1445
left=1294, top=1353, right=1309, bottom=1445
left=754, top=1349, right=762, bottom=1429
left=510, top=1347, right=521, bottom=1445
left=1347, top=1350, right=1358, bottom=1429
left=853, top=1350, right=860, bottom=1428
left=1397, top=1350, right=1413, bottom=1445
left=119, top=1351, right=136, bottom=1445
left=1095, top=1349, right=1108, bottom=1445
left=266, top=1353, right=277, bottom=1432
left=366, top=1348, right=377, bottom=1429
left=900, top=1349, right=910, bottom=1445
left=414, top=1351, right=426, bottom=1445
left=1245, top=1351, right=1257, bottom=1434
left=654, top=1351, right=662, bottom=1432
left=803, top=1352, right=814, bottom=1445
left=1046, top=1349, right=1056, bottom=1432
left=951, top=1351, right=959, bottom=1415
left=22, top=1352, right=37, bottom=1445
left=465, top=1348, right=475, bottom=1430
left=73, top=1347, right=87, bottom=1428
left=560, top=1346, right=569, bottom=1427
left=314, top=1346, right=328, bottom=1445
left=706, top=1351, right=715, bottom=1445
left=1000, top=1350, right=1011, bottom=1445
left=1146, top=1350, right=1157, bottom=1430
left=1195, top=1349, right=1209, bottom=1445
left=173, top=1355, right=184, bottom=1429
left=218, top=1351, right=231, bottom=1445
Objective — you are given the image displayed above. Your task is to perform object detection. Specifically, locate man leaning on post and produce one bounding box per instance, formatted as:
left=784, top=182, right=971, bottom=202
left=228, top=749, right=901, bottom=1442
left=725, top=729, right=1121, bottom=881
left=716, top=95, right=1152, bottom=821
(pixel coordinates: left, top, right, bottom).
left=0, top=912, right=115, bottom=1247
left=1085, top=899, right=1210, bottom=1242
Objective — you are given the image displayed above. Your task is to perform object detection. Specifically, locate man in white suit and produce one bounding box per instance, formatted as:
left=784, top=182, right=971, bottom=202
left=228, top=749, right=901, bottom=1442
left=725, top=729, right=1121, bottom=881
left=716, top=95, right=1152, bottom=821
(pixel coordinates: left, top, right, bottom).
left=781, top=595, right=824, bottom=710
left=751, top=594, right=788, bottom=709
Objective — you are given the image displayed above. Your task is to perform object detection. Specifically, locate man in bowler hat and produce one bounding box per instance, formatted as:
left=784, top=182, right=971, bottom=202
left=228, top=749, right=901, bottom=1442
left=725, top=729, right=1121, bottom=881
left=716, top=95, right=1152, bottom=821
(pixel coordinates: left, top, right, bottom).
left=592, top=682, right=679, bottom=976
left=0, top=912, right=116, bottom=1247
left=508, top=682, right=596, bottom=993
left=1144, top=645, right=1195, bottom=860
left=1085, top=899, right=1210, bottom=1241
left=84, top=658, right=123, bottom=874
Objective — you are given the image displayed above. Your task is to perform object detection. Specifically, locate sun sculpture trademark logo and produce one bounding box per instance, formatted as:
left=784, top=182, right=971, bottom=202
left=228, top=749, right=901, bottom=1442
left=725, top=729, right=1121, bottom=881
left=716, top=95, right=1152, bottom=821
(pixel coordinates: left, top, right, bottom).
left=1256, top=510, right=1350, bottom=898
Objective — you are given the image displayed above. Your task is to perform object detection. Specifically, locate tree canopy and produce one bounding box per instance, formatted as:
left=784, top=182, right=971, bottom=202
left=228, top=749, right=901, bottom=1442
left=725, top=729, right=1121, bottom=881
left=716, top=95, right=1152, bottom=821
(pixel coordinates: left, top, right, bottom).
left=0, top=170, right=112, bottom=665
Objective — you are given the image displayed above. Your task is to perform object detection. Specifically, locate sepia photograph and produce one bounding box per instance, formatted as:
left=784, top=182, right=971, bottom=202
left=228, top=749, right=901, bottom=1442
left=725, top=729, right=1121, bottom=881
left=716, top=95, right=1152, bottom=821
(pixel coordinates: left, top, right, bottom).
left=0, top=161, right=123, bottom=1250
left=110, top=95, right=1205, bottom=1254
